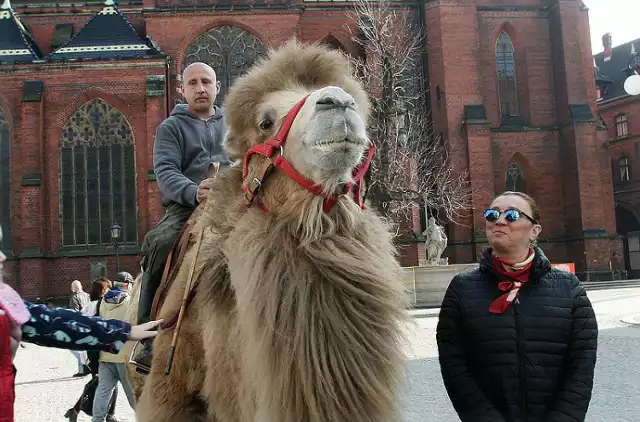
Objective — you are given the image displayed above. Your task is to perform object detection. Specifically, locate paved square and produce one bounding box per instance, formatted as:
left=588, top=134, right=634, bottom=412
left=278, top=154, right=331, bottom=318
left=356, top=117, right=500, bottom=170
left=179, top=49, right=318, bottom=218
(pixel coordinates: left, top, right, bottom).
left=13, top=288, right=640, bottom=421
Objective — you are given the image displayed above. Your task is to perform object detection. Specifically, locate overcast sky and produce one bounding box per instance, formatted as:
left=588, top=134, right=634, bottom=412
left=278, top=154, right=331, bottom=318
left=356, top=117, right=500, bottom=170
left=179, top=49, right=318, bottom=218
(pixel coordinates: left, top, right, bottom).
left=583, top=0, right=640, bottom=54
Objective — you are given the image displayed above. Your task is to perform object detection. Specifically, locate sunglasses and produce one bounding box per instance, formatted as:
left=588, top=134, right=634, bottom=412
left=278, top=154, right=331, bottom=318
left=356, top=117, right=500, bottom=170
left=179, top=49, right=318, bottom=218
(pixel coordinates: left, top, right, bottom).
left=483, top=208, right=538, bottom=224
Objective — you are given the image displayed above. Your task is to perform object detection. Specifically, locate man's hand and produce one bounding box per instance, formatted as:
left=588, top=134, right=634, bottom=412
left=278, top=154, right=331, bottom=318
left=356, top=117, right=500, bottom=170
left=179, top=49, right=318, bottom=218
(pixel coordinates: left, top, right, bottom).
left=196, top=178, right=215, bottom=204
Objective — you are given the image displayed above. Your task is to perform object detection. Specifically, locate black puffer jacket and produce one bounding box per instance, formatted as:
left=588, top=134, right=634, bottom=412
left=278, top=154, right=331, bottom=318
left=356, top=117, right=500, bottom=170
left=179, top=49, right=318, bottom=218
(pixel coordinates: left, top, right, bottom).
left=436, top=248, right=597, bottom=422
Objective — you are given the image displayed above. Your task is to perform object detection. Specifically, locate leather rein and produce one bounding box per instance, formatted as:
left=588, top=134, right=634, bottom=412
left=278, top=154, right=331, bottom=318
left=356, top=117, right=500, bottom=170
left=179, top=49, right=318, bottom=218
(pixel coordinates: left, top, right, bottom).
left=241, top=95, right=375, bottom=213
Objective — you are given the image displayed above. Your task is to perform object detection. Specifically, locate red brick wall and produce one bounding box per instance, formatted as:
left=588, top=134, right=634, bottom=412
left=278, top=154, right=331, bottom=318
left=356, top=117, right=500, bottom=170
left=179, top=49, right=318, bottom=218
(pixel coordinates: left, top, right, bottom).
left=2, top=0, right=627, bottom=296
left=1, top=61, right=165, bottom=299
left=601, top=96, right=640, bottom=223
left=425, top=0, right=622, bottom=276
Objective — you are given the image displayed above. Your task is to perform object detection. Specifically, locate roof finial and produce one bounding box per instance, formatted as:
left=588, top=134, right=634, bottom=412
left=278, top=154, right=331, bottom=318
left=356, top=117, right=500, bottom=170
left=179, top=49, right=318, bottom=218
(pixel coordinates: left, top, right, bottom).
left=104, top=0, right=114, bottom=5
left=1, top=0, right=11, bottom=10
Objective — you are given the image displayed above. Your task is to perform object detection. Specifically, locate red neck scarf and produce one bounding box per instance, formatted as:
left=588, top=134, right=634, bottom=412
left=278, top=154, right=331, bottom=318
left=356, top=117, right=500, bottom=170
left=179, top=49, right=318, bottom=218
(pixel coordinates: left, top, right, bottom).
left=489, top=249, right=535, bottom=314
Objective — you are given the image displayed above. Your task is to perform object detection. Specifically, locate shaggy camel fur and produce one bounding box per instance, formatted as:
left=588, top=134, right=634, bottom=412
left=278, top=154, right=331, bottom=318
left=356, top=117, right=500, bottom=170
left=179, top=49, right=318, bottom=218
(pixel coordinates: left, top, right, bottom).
left=133, top=40, right=409, bottom=422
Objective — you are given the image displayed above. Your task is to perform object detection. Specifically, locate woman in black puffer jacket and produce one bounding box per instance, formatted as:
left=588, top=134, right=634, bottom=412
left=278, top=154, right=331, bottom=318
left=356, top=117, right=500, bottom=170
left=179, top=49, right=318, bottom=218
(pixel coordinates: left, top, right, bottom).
left=436, top=191, right=597, bottom=422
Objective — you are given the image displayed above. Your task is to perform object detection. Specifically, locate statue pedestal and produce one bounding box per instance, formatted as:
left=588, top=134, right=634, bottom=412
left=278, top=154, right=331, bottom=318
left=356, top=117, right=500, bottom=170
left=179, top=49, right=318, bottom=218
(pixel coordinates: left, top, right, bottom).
left=402, top=263, right=479, bottom=308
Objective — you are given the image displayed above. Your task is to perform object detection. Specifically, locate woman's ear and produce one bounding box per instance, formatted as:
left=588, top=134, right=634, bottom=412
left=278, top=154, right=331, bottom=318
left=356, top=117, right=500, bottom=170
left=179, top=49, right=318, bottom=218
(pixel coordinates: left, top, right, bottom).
left=531, top=224, right=542, bottom=242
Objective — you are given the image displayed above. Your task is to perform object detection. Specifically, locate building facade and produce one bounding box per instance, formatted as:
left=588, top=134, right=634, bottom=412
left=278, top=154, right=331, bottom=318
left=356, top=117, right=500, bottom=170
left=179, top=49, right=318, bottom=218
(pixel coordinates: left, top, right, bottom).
left=0, top=0, right=623, bottom=300
left=595, top=35, right=640, bottom=278
left=425, top=0, right=622, bottom=281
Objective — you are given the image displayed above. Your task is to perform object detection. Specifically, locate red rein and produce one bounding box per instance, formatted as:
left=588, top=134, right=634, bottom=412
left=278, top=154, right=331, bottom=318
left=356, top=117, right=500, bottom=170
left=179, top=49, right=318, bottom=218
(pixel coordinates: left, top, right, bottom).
left=241, top=95, right=375, bottom=213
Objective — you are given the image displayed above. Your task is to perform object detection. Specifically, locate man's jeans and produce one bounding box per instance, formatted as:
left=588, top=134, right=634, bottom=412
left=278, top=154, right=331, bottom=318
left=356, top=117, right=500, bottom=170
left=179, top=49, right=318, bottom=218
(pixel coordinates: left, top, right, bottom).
left=70, top=350, right=87, bottom=372
left=91, top=362, right=135, bottom=422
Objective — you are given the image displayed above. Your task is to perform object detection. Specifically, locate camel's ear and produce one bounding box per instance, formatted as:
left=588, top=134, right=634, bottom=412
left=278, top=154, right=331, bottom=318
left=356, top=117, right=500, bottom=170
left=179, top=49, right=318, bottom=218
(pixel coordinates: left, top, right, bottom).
left=223, top=129, right=250, bottom=161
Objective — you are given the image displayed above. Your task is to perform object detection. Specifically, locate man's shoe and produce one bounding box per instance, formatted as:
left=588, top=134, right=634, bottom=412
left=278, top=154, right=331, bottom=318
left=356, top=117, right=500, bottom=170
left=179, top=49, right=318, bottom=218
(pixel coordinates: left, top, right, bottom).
left=64, top=408, right=78, bottom=422
left=131, top=338, right=153, bottom=375
left=106, top=416, right=121, bottom=422
left=72, top=371, right=88, bottom=377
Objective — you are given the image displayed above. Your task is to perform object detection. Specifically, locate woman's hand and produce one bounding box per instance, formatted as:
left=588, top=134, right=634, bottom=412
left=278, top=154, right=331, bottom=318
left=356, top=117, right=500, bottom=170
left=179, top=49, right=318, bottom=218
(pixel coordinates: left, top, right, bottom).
left=129, top=319, right=164, bottom=341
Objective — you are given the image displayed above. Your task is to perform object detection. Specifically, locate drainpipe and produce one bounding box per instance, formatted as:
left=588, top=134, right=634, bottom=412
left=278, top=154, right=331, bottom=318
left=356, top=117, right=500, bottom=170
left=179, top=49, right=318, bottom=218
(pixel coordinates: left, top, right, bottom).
left=416, top=0, right=430, bottom=111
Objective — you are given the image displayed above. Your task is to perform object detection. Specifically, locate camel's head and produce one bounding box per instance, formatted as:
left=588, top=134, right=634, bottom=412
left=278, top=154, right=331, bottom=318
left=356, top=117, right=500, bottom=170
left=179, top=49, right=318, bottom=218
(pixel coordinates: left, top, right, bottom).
left=223, top=40, right=371, bottom=194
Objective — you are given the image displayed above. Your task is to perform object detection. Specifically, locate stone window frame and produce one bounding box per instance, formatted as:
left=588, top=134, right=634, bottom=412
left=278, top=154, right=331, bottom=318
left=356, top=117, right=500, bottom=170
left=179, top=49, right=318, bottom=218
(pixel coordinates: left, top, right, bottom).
left=59, top=98, right=138, bottom=248
left=182, top=25, right=266, bottom=106
left=616, top=114, right=629, bottom=139
left=496, top=32, right=519, bottom=118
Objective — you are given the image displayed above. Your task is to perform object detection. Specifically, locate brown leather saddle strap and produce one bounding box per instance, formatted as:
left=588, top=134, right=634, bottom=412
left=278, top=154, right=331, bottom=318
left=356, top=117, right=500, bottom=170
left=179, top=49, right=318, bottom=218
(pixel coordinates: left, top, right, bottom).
left=150, top=218, right=195, bottom=321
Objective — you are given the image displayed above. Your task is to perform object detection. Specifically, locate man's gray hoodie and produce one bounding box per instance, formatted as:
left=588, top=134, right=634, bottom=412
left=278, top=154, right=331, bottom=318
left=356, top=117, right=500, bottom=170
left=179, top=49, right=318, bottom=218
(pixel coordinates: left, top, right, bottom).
left=153, top=103, right=230, bottom=208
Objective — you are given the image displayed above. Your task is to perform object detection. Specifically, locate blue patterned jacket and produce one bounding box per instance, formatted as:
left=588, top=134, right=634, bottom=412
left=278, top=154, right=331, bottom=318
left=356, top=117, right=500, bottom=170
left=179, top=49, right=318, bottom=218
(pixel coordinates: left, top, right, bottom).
left=20, top=302, right=132, bottom=354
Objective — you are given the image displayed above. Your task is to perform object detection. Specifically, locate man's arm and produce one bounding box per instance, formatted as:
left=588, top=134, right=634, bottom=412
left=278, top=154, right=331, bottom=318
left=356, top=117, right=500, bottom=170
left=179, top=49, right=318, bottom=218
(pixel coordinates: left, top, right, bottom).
left=436, top=278, right=507, bottom=422
left=546, top=281, right=598, bottom=422
left=153, top=123, right=198, bottom=207
left=68, top=295, right=77, bottom=311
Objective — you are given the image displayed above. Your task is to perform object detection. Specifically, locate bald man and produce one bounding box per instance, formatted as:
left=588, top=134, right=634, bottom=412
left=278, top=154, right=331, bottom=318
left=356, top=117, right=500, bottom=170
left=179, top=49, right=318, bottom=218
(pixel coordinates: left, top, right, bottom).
left=69, top=280, right=91, bottom=376
left=134, top=62, right=231, bottom=372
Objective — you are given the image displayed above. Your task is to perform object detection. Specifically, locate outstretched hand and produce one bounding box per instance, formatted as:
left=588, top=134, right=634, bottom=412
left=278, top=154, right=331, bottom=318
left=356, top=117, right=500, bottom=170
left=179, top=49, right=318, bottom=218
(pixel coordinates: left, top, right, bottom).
left=130, top=319, right=164, bottom=341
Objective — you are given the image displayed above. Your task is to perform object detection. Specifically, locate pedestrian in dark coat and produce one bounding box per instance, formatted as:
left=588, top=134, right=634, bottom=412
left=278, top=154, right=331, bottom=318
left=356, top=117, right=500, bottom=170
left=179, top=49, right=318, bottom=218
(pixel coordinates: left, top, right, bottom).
left=436, top=191, right=598, bottom=422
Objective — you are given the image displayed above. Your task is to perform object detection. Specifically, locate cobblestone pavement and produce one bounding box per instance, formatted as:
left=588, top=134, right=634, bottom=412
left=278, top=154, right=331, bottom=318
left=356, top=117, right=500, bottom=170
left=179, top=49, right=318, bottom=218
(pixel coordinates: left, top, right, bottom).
left=14, top=287, right=640, bottom=422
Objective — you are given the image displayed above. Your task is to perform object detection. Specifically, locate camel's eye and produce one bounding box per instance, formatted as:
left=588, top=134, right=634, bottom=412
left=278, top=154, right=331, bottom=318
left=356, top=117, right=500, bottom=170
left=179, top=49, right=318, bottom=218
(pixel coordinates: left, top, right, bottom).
left=259, top=118, right=274, bottom=132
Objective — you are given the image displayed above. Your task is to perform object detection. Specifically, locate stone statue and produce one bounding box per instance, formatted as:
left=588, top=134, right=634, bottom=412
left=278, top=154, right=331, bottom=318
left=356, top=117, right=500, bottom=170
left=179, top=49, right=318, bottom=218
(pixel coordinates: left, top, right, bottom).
left=422, top=217, right=448, bottom=265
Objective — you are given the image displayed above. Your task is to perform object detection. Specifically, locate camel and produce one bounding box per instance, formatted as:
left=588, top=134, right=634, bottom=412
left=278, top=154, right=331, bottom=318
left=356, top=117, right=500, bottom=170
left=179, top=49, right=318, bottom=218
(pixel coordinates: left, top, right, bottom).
left=131, top=40, right=409, bottom=422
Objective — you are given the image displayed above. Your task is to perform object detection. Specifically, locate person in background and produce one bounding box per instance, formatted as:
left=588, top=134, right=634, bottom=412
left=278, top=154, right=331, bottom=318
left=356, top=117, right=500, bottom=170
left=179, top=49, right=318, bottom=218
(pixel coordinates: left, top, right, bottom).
left=0, top=225, right=162, bottom=422
left=436, top=191, right=598, bottom=422
left=69, top=279, right=91, bottom=377
left=69, top=280, right=90, bottom=312
left=91, top=272, right=137, bottom=422
left=64, top=278, right=119, bottom=422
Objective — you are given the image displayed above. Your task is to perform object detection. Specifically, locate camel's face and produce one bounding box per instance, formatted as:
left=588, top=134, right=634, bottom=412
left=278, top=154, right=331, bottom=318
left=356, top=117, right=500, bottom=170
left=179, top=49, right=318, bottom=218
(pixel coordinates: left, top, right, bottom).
left=257, top=85, right=369, bottom=189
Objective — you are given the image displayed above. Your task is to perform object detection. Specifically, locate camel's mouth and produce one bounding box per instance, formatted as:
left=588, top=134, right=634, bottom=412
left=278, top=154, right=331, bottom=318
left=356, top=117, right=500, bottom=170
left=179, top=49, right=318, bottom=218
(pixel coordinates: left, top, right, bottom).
left=315, top=137, right=364, bottom=147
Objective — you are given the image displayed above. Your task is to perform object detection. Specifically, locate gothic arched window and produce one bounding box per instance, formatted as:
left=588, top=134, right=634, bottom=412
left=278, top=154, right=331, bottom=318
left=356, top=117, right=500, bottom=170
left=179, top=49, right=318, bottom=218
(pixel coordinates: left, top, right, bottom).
left=182, top=26, right=266, bottom=106
left=505, top=162, right=526, bottom=192
left=0, top=109, right=10, bottom=251
left=60, top=99, right=137, bottom=247
left=496, top=32, right=518, bottom=117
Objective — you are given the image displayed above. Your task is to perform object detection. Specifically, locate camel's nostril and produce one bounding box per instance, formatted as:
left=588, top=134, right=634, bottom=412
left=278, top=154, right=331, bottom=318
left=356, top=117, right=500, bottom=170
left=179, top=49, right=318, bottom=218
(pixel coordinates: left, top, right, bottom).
left=317, top=96, right=337, bottom=106
left=316, top=95, right=355, bottom=110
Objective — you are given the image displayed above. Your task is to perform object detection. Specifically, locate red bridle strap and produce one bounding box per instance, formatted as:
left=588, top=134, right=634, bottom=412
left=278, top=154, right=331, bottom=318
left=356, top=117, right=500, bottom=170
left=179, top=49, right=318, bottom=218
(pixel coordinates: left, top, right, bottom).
left=241, top=95, right=374, bottom=213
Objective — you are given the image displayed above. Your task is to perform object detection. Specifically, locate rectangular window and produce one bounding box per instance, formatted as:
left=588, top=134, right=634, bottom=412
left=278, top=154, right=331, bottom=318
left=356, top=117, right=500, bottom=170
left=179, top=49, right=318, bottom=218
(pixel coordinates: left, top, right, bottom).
left=616, top=114, right=629, bottom=138
left=620, top=157, right=631, bottom=182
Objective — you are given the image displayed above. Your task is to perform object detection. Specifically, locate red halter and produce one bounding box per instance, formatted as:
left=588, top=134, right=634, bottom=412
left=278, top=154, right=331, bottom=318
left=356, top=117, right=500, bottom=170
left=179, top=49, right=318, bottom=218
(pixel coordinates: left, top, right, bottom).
left=241, top=95, right=375, bottom=213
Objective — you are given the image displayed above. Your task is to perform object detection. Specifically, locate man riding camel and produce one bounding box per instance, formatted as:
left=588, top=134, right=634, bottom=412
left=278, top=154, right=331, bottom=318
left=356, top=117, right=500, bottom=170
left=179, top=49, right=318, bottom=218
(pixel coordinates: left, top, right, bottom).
left=132, top=62, right=230, bottom=372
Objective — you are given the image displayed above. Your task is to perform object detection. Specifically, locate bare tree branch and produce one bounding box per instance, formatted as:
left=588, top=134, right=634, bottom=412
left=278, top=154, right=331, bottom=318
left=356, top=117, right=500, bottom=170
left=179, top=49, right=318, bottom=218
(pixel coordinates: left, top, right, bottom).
left=347, top=0, right=471, bottom=230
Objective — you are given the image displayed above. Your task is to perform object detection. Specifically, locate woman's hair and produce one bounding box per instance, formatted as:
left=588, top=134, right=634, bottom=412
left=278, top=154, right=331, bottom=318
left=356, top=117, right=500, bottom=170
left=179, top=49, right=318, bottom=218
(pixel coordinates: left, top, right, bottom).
left=497, top=191, right=541, bottom=224
left=89, top=278, right=112, bottom=301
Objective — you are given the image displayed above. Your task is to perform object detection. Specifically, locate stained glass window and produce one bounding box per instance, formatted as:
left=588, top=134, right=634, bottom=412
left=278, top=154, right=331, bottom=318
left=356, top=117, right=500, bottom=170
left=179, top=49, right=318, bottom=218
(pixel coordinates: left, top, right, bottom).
left=182, top=25, right=266, bottom=105
left=0, top=109, right=10, bottom=251
left=496, top=32, right=518, bottom=117
left=506, top=162, right=525, bottom=192
left=60, top=98, right=137, bottom=247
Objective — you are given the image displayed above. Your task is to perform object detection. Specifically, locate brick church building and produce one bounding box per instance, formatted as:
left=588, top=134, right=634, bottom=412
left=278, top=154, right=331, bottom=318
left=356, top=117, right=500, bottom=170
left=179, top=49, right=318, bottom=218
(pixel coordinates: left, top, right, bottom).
left=595, top=34, right=640, bottom=278
left=0, top=0, right=623, bottom=300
